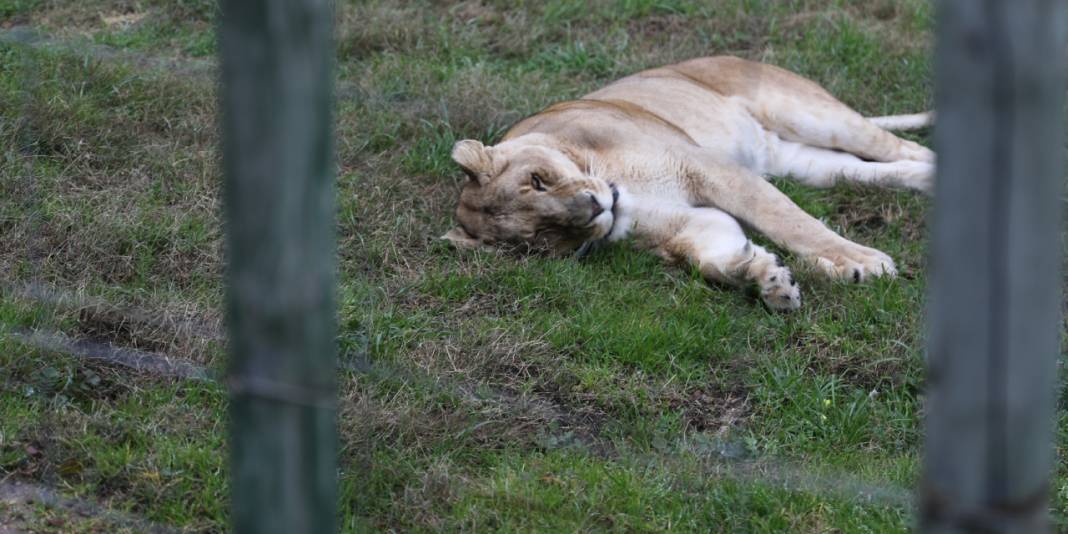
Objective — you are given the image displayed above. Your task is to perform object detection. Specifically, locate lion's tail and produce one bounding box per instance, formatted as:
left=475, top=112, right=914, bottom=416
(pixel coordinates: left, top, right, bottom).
left=868, top=111, right=935, bottom=131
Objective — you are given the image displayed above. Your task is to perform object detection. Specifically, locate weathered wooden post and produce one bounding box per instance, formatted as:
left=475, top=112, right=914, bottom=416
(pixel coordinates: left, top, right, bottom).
left=219, top=1, right=337, bottom=532
left=923, top=1, right=1067, bottom=532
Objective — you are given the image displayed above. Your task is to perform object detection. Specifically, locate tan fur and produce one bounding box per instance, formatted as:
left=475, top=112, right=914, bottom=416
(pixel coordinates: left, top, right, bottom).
left=444, top=56, right=935, bottom=310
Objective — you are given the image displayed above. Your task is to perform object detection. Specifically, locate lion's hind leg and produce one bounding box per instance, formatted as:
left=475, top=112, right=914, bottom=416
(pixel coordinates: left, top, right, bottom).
left=671, top=56, right=932, bottom=165
left=767, top=139, right=934, bottom=193
left=661, top=206, right=800, bottom=311
left=754, top=99, right=934, bottom=165
left=738, top=90, right=933, bottom=166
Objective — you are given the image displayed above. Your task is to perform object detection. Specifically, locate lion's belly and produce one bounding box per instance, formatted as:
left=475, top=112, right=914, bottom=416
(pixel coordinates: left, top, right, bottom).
left=586, top=77, right=772, bottom=173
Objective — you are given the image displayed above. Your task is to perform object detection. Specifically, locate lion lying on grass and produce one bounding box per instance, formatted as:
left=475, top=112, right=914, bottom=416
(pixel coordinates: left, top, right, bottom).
left=444, top=56, right=934, bottom=311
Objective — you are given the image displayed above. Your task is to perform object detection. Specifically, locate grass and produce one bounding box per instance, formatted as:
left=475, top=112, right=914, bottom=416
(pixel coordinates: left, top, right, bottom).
left=0, top=0, right=1063, bottom=532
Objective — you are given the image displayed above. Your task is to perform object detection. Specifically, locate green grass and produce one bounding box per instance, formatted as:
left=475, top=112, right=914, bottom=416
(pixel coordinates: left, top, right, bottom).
left=1, top=0, right=1065, bottom=531
left=0, top=0, right=36, bottom=19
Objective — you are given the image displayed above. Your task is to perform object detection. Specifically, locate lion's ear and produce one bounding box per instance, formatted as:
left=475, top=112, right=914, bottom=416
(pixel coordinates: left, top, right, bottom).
left=441, top=227, right=482, bottom=249
left=451, top=140, right=495, bottom=184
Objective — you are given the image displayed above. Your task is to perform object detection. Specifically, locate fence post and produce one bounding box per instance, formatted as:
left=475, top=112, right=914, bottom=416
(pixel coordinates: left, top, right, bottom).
left=219, top=1, right=337, bottom=533
left=922, top=1, right=1067, bottom=532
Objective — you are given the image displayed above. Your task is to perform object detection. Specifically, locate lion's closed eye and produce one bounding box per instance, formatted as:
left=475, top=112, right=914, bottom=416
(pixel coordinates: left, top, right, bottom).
left=530, top=173, right=547, bottom=191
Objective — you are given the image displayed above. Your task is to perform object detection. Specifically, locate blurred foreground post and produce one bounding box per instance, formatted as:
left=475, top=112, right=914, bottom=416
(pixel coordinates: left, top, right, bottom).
left=923, top=1, right=1066, bottom=532
left=219, top=1, right=337, bottom=532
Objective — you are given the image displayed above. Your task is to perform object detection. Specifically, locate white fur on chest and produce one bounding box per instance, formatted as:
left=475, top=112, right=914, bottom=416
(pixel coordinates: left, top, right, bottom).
left=606, top=189, right=692, bottom=243
left=606, top=186, right=637, bottom=242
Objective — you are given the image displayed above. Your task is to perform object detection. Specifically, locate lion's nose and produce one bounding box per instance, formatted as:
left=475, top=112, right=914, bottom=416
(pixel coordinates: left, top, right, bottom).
left=588, top=192, right=604, bottom=217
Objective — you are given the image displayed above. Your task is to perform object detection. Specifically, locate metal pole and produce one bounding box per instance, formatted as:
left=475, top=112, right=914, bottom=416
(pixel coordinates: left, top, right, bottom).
left=219, top=1, right=337, bottom=532
left=923, top=1, right=1066, bottom=532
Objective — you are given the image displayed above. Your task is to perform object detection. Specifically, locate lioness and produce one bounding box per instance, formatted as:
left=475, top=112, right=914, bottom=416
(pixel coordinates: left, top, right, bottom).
left=444, top=56, right=934, bottom=311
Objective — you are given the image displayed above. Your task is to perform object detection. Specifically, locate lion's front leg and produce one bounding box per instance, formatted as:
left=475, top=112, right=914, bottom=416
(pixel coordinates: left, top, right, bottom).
left=680, top=153, right=897, bottom=282
left=653, top=205, right=800, bottom=311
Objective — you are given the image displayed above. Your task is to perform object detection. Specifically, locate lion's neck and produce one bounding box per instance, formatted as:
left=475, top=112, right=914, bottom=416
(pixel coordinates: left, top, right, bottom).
left=605, top=188, right=681, bottom=244
left=609, top=188, right=724, bottom=255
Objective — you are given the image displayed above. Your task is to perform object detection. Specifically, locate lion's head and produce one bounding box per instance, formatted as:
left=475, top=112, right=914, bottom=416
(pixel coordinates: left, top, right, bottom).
left=442, top=138, right=618, bottom=254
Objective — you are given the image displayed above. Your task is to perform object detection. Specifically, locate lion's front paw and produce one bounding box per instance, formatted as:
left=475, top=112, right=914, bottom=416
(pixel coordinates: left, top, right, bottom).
left=759, top=261, right=801, bottom=311
left=811, top=243, right=896, bottom=282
